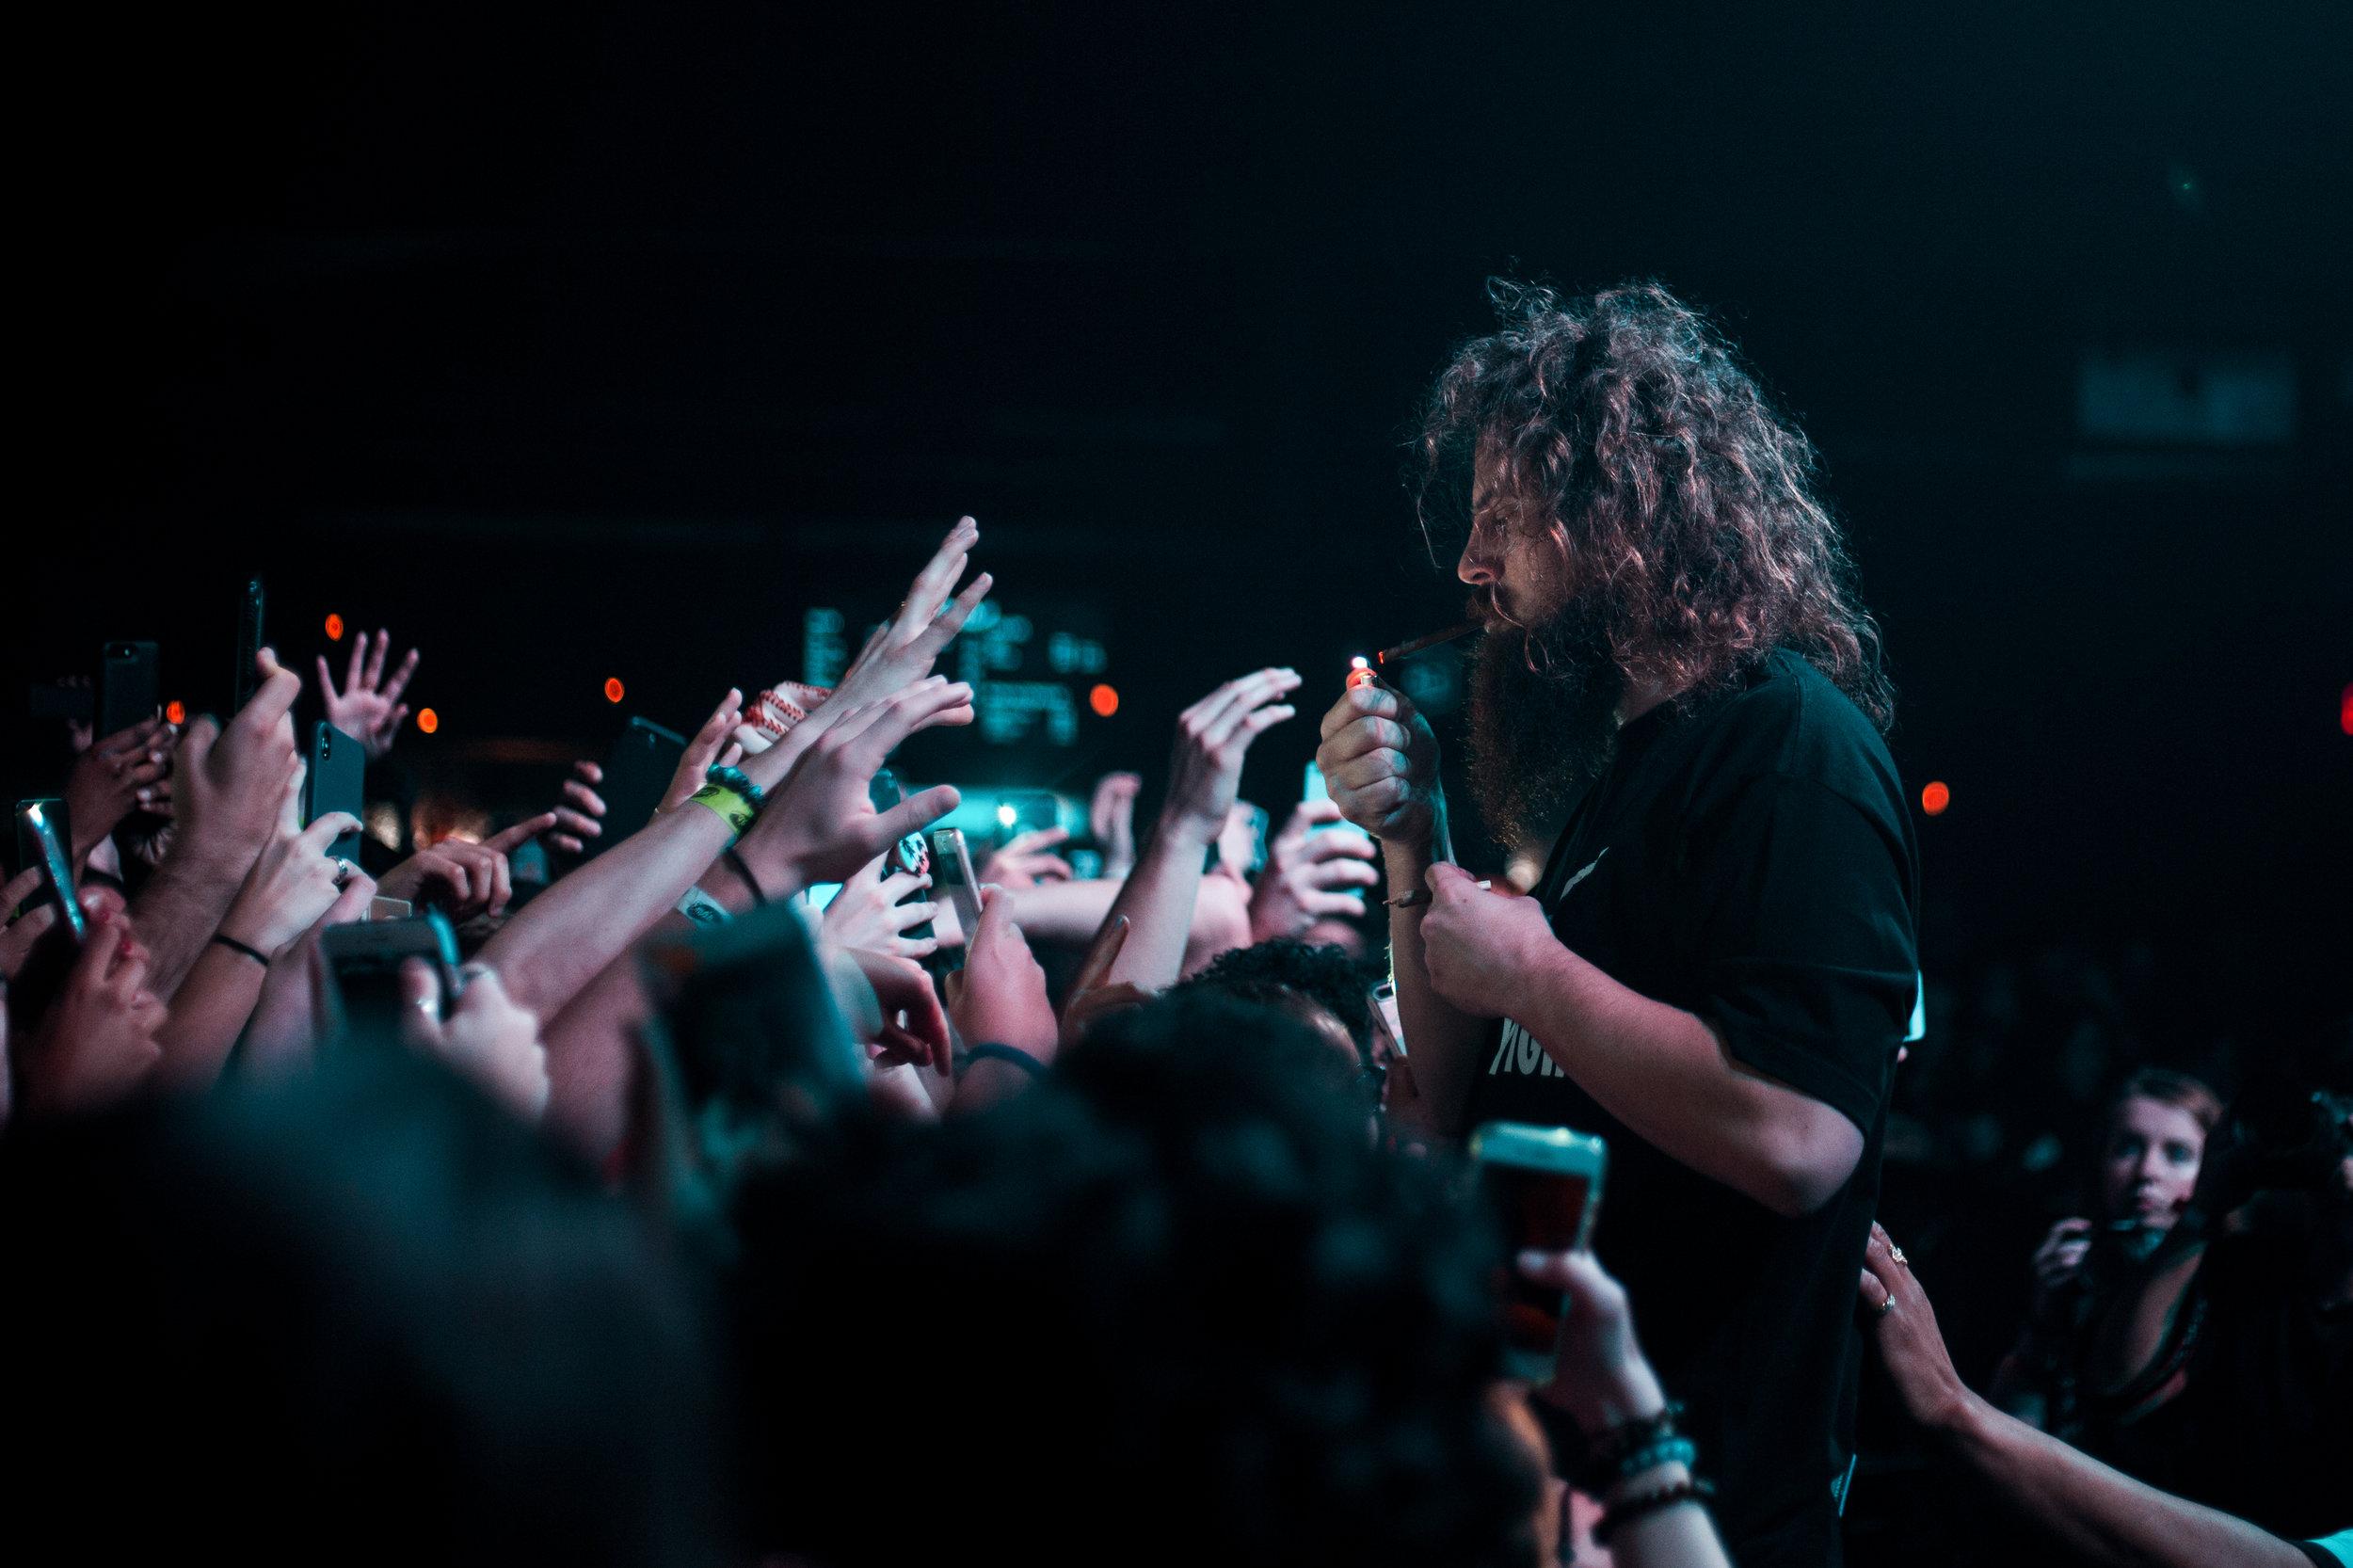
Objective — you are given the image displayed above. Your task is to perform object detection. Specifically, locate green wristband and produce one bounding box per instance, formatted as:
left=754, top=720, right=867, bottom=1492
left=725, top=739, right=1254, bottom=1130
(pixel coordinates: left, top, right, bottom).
left=687, top=783, right=757, bottom=839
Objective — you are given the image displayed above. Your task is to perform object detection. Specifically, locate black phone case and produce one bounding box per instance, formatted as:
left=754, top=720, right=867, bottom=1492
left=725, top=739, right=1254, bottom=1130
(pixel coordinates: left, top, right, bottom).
left=97, top=641, right=160, bottom=741
left=304, top=722, right=367, bottom=864
left=583, top=717, right=688, bottom=859
left=232, top=577, right=265, bottom=713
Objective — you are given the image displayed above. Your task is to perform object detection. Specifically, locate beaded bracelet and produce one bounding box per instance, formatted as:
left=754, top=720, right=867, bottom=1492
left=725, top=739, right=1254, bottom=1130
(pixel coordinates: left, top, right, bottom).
left=1610, top=1436, right=1697, bottom=1482
left=1571, top=1400, right=1686, bottom=1496
left=705, top=765, right=765, bottom=811
left=1593, top=1477, right=1715, bottom=1545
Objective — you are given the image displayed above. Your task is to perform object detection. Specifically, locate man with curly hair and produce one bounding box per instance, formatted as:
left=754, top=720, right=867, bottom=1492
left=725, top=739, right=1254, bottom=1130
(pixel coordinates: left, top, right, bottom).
left=1318, top=280, right=1919, bottom=1567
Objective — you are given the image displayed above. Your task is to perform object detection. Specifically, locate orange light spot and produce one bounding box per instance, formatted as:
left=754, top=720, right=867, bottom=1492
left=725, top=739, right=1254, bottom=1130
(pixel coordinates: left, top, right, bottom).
left=324, top=613, right=344, bottom=641
left=1920, top=780, right=1950, bottom=816
left=2341, top=681, right=2352, bottom=737
left=416, top=708, right=440, bottom=734
left=164, top=699, right=186, bottom=726
left=604, top=677, right=626, bottom=704
left=1088, top=682, right=1119, bottom=717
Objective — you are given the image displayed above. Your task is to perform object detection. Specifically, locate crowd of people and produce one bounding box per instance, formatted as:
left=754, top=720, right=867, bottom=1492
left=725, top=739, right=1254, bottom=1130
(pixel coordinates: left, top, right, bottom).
left=4, top=282, right=2345, bottom=1567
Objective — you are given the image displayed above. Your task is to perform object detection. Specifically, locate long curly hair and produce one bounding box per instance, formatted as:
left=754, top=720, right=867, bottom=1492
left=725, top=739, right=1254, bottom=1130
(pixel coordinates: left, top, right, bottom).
left=1419, top=280, right=1893, bottom=729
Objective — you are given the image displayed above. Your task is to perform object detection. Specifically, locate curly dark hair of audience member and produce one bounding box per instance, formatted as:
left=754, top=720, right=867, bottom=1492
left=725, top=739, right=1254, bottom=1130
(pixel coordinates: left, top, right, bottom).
left=1418, top=278, right=1895, bottom=729
left=728, top=994, right=1541, bottom=1568
left=0, top=1049, right=729, bottom=1567
left=1175, top=938, right=1380, bottom=1068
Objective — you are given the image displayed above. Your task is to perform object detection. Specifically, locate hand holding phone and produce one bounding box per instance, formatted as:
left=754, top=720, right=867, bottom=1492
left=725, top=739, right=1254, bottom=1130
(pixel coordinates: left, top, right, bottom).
left=927, top=826, right=984, bottom=958
left=232, top=577, right=266, bottom=714
left=303, top=723, right=367, bottom=866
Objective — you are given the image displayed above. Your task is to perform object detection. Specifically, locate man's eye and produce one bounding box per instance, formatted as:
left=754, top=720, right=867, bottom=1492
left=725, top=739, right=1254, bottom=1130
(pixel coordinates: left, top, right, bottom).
left=2164, top=1142, right=2196, bottom=1164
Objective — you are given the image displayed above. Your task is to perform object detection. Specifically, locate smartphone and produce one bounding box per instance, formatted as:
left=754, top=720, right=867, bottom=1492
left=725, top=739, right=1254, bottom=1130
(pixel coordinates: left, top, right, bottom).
left=927, top=826, right=983, bottom=955
left=998, top=790, right=1061, bottom=842
left=872, top=769, right=934, bottom=945
left=96, top=642, right=160, bottom=741
left=582, top=717, right=688, bottom=858
left=301, top=723, right=366, bottom=865
left=1469, top=1121, right=1609, bottom=1383
left=232, top=576, right=266, bottom=713
left=1369, top=977, right=1406, bottom=1062
left=13, top=800, right=85, bottom=942
left=1303, top=760, right=1349, bottom=834
left=319, top=911, right=462, bottom=1041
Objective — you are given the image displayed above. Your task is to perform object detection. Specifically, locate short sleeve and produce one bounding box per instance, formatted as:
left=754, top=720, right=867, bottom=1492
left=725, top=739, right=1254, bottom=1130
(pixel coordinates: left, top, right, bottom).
left=1683, top=773, right=1917, bottom=1134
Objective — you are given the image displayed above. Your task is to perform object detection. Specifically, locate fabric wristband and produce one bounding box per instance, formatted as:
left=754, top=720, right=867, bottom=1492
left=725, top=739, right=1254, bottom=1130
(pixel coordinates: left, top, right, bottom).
left=687, top=783, right=757, bottom=839
left=210, top=932, right=271, bottom=968
left=962, top=1042, right=1046, bottom=1078
left=675, top=885, right=733, bottom=927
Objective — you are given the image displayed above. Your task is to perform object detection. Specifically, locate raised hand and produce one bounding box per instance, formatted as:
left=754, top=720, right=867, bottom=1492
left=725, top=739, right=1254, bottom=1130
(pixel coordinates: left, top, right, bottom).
left=1247, top=798, right=1381, bottom=942
left=1088, top=771, right=1142, bottom=878
left=1316, top=678, right=1444, bottom=847
left=1160, top=668, right=1303, bottom=845
left=658, top=688, right=746, bottom=815
left=220, top=779, right=363, bottom=958
left=755, top=519, right=993, bottom=771
left=399, top=960, right=550, bottom=1122
left=2028, top=1218, right=2094, bottom=1326
left=0, top=869, right=60, bottom=981
left=543, top=760, right=607, bottom=855
left=316, top=629, right=420, bottom=760
left=822, top=854, right=938, bottom=960
left=840, top=944, right=952, bottom=1076
left=1519, top=1248, right=1672, bottom=1436
left=945, top=886, right=1057, bottom=1063
left=977, top=825, right=1074, bottom=892
left=378, top=814, right=552, bottom=921
left=173, top=649, right=304, bottom=878
left=826, top=516, right=993, bottom=713
left=732, top=677, right=974, bottom=895
left=65, top=715, right=172, bottom=867
left=17, top=911, right=167, bottom=1115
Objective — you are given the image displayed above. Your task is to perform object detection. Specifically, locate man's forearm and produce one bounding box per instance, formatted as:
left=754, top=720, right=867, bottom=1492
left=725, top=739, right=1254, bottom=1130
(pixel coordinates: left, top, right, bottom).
left=1380, top=809, right=1489, bottom=1144
left=480, top=805, right=735, bottom=1019
left=1939, top=1392, right=2304, bottom=1568
left=1517, top=945, right=1862, bottom=1216
left=127, top=858, right=244, bottom=1002
left=152, top=944, right=265, bottom=1088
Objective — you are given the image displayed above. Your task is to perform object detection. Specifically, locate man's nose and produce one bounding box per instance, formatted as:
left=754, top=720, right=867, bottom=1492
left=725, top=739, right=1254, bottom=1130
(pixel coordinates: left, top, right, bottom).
left=1457, top=541, right=1498, bottom=587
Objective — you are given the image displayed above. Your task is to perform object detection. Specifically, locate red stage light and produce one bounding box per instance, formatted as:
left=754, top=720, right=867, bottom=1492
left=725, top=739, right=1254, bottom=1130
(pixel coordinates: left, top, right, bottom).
left=604, top=677, right=626, bottom=704
left=417, top=708, right=440, bottom=734
left=324, top=614, right=345, bottom=641
left=2341, top=681, right=2352, bottom=737
left=164, top=700, right=186, bottom=726
left=1089, top=683, right=1119, bottom=717
left=1920, top=781, right=1951, bottom=816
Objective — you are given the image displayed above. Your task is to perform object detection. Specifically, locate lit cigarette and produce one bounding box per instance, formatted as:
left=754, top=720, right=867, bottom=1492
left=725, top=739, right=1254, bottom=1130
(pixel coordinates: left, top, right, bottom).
left=1377, top=621, right=1480, bottom=666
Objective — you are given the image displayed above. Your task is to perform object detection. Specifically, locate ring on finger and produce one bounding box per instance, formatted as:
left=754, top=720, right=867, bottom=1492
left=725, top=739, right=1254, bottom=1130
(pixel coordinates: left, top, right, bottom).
left=1891, top=1246, right=1910, bottom=1269
left=1877, top=1293, right=1897, bottom=1318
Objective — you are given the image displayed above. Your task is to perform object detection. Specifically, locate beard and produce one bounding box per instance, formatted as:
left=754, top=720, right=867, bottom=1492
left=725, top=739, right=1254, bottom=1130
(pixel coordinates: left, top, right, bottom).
left=1465, top=593, right=1625, bottom=850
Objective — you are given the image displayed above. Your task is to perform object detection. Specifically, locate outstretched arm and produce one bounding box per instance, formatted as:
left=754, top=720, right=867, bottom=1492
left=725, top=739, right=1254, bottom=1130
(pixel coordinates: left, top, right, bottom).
left=1099, top=667, right=1299, bottom=991
left=1861, top=1225, right=2308, bottom=1568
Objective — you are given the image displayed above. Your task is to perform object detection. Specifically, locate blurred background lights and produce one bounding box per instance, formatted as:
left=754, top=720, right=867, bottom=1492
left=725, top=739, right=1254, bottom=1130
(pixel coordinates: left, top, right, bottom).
left=2341, top=681, right=2351, bottom=736
left=603, top=677, right=625, bottom=703
left=1921, top=780, right=1951, bottom=816
left=324, top=613, right=344, bottom=641
left=416, top=708, right=439, bottom=734
left=1088, top=682, right=1118, bottom=717
left=164, top=700, right=185, bottom=726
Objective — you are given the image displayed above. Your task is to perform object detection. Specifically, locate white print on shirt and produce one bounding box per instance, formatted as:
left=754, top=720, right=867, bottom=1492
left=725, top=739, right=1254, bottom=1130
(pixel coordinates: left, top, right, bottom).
left=1486, top=848, right=1609, bottom=1079
left=1489, top=1016, right=1568, bottom=1078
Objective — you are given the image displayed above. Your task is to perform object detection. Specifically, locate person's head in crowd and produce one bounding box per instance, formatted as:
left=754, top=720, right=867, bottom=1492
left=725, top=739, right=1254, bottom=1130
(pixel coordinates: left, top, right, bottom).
left=1174, top=937, right=1378, bottom=1073
left=2094, top=1067, right=2223, bottom=1235
left=0, top=1050, right=728, bottom=1566
left=1418, top=279, right=1890, bottom=846
left=728, top=994, right=1542, bottom=1568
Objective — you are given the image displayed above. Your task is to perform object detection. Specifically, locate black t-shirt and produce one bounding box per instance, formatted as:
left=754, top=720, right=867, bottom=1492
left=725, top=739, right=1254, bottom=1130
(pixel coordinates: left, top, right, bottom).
left=1463, top=650, right=1918, bottom=1568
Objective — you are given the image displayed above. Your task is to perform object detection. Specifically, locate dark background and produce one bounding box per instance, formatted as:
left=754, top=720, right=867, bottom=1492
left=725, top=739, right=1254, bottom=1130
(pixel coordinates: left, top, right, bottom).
left=10, top=4, right=2350, bottom=1528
